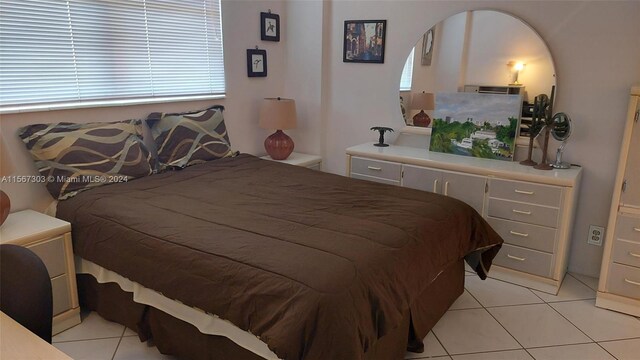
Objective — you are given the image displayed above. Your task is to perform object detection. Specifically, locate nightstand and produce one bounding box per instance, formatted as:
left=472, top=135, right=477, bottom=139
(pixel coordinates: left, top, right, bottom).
left=261, top=152, right=322, bottom=170
left=0, top=210, right=81, bottom=335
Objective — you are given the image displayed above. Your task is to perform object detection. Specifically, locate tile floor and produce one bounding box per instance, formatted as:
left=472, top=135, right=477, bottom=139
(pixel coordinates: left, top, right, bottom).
left=53, top=272, right=640, bottom=360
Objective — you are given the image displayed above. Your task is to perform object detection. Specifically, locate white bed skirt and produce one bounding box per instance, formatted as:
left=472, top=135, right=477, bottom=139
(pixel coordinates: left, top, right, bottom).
left=75, top=257, right=280, bottom=360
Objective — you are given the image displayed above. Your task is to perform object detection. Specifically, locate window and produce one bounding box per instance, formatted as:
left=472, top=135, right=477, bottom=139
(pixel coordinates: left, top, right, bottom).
left=0, top=0, right=225, bottom=110
left=399, top=47, right=414, bottom=91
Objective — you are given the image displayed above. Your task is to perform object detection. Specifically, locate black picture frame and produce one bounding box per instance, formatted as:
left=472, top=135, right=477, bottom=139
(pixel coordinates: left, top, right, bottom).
left=260, top=12, right=280, bottom=42
left=247, top=49, right=267, bottom=77
left=343, top=20, right=386, bottom=63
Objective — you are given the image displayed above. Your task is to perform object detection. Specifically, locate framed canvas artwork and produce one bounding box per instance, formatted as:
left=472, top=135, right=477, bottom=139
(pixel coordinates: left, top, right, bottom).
left=343, top=20, right=386, bottom=63
left=429, top=92, right=521, bottom=161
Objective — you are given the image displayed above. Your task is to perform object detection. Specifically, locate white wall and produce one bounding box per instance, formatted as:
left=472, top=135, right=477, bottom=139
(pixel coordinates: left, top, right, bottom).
left=319, top=0, right=640, bottom=277
left=0, top=0, right=287, bottom=212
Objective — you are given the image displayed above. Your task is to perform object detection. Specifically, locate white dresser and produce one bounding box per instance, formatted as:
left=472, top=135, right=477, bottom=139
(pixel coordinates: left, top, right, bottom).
left=346, top=144, right=582, bottom=294
left=597, top=86, right=640, bottom=316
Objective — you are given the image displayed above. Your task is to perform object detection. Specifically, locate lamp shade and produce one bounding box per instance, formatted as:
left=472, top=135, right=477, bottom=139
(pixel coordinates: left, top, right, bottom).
left=259, top=98, right=297, bottom=130
left=0, top=134, right=15, bottom=177
left=411, top=92, right=435, bottom=110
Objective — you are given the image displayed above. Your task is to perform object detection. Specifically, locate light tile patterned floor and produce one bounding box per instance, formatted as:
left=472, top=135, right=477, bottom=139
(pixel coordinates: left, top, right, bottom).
left=53, top=273, right=640, bottom=360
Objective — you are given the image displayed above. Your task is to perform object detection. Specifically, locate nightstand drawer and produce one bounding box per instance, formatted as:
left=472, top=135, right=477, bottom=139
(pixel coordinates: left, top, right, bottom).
left=487, top=217, right=557, bottom=253
left=488, top=198, right=559, bottom=228
left=494, top=244, right=553, bottom=278
left=489, top=179, right=562, bottom=207
left=608, top=263, right=640, bottom=300
left=27, top=236, right=66, bottom=278
left=616, top=214, right=640, bottom=242
left=613, top=239, right=640, bottom=268
left=351, top=157, right=401, bottom=182
left=51, top=275, right=71, bottom=315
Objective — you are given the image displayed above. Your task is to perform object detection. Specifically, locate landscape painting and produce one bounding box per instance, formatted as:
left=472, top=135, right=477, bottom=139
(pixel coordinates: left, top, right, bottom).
left=429, top=92, right=521, bottom=161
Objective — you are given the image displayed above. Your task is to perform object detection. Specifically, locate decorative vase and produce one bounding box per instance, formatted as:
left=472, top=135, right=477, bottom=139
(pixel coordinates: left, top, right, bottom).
left=412, top=110, right=431, bottom=127
left=264, top=130, right=294, bottom=160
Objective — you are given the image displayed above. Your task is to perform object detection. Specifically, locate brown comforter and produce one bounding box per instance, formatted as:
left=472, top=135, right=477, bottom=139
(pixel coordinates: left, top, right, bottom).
left=57, top=154, right=502, bottom=360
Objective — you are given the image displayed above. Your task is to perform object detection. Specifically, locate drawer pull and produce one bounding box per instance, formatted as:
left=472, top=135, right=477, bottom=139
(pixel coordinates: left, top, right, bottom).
left=509, top=230, right=529, bottom=237
left=444, top=181, right=450, bottom=196
left=367, top=166, right=382, bottom=171
left=507, top=254, right=526, bottom=261
left=515, top=189, right=535, bottom=195
left=624, top=278, right=640, bottom=287
left=433, top=179, right=439, bottom=193
left=629, top=252, right=640, bottom=258
left=512, top=209, right=532, bottom=215
left=634, top=227, right=640, bottom=232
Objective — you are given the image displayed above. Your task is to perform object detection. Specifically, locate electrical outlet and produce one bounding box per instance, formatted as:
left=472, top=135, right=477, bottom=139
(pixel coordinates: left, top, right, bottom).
left=588, top=225, right=605, bottom=246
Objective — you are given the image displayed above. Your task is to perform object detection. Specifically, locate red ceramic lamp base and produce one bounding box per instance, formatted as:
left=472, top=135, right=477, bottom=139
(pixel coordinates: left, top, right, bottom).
left=412, top=110, right=431, bottom=127
left=0, top=190, right=10, bottom=226
left=265, top=130, right=294, bottom=160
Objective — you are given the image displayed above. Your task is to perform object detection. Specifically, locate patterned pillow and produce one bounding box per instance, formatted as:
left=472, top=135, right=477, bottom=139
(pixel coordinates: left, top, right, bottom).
left=146, top=105, right=236, bottom=170
left=18, top=120, right=153, bottom=200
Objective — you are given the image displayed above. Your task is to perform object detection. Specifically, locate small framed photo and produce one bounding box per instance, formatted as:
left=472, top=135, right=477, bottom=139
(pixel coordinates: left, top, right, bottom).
left=247, top=49, right=267, bottom=77
left=343, top=20, right=386, bottom=63
left=421, top=27, right=435, bottom=66
left=261, top=12, right=280, bottom=42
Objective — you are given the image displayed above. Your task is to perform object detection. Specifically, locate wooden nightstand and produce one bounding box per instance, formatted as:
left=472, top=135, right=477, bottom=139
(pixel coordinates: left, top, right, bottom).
left=261, top=152, right=322, bottom=170
left=0, top=210, right=81, bottom=335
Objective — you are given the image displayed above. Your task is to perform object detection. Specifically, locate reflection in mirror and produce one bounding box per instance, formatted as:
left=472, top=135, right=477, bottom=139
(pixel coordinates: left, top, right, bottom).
left=399, top=10, right=556, bottom=131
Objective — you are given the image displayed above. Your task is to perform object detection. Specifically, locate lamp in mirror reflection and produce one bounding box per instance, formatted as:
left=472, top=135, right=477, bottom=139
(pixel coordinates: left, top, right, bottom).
left=259, top=97, right=297, bottom=160
left=508, top=61, right=526, bottom=85
left=410, top=91, right=435, bottom=127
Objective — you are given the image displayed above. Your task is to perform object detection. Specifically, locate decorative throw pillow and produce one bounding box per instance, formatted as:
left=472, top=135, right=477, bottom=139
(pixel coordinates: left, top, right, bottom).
left=18, top=120, right=153, bottom=200
left=146, top=105, right=236, bottom=170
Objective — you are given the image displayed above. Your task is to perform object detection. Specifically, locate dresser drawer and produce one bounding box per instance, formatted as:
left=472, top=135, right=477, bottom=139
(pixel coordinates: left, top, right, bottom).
left=489, top=179, right=562, bottom=207
left=612, top=239, right=640, bottom=268
left=27, top=236, right=67, bottom=279
left=51, top=275, right=71, bottom=315
left=608, top=263, right=640, bottom=300
left=616, top=214, right=640, bottom=242
left=350, top=173, right=400, bottom=186
left=494, top=244, right=553, bottom=278
left=487, top=217, right=557, bottom=253
left=488, top=198, right=559, bottom=228
left=351, top=157, right=402, bottom=182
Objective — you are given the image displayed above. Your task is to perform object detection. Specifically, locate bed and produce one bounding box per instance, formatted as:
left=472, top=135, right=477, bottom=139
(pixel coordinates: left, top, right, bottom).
left=55, top=154, right=502, bottom=359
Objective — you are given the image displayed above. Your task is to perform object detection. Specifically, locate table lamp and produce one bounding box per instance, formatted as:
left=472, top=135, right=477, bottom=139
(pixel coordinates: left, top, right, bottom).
left=411, top=92, right=435, bottom=127
left=259, top=97, right=297, bottom=160
left=0, top=134, right=16, bottom=226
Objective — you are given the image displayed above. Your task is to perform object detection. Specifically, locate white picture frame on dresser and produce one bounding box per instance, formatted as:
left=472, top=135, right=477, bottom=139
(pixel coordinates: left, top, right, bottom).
left=596, top=86, right=640, bottom=317
left=346, top=143, right=582, bottom=295
left=0, top=209, right=81, bottom=334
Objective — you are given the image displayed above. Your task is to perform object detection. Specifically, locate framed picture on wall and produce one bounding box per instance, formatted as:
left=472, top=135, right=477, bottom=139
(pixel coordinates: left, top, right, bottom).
left=421, top=27, right=435, bottom=66
left=261, top=12, right=280, bottom=42
left=247, top=48, right=267, bottom=77
left=343, top=20, right=386, bottom=63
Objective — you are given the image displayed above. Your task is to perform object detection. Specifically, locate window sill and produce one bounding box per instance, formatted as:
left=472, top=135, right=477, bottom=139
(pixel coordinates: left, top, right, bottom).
left=0, top=94, right=226, bottom=115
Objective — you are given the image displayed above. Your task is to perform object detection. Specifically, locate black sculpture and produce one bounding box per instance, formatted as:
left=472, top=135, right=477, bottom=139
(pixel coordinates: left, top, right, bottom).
left=370, top=127, right=394, bottom=147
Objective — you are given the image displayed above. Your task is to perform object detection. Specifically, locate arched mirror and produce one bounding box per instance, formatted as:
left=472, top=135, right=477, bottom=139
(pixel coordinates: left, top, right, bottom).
left=399, top=10, right=556, bottom=132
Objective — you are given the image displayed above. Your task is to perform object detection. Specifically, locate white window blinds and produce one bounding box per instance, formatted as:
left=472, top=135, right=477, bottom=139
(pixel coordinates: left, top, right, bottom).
left=399, top=47, right=414, bottom=91
left=0, top=0, right=225, bottom=108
